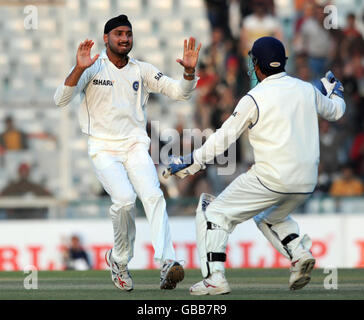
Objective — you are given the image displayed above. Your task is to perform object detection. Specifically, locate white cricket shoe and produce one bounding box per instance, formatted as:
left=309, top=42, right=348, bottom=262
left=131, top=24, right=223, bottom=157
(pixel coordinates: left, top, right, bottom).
left=289, top=251, right=316, bottom=290
left=105, top=249, right=134, bottom=292
left=190, top=272, right=231, bottom=295
left=160, top=260, right=185, bottom=290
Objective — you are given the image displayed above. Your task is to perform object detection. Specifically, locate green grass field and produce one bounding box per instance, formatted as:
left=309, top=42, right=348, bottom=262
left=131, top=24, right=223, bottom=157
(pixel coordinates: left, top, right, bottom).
left=0, top=268, right=363, bottom=300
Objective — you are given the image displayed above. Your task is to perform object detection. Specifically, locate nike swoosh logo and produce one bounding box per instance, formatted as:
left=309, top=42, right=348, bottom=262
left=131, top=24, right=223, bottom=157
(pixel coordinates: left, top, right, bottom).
left=203, top=280, right=217, bottom=288
left=291, top=259, right=299, bottom=267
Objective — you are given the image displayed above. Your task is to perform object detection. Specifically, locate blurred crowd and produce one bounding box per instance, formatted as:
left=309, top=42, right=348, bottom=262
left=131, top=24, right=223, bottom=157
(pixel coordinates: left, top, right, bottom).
left=162, top=0, right=364, bottom=202
left=0, top=115, right=55, bottom=218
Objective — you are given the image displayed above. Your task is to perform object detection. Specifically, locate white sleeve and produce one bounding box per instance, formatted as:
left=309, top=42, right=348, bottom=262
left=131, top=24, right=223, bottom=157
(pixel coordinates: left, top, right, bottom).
left=139, top=62, right=198, bottom=101
left=54, top=65, right=94, bottom=107
left=314, top=86, right=346, bottom=121
left=194, top=95, right=258, bottom=165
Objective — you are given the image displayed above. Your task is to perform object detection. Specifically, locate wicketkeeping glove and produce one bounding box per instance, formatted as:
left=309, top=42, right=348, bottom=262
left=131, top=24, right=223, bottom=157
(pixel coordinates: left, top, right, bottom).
left=162, top=153, right=205, bottom=179
left=314, top=70, right=344, bottom=99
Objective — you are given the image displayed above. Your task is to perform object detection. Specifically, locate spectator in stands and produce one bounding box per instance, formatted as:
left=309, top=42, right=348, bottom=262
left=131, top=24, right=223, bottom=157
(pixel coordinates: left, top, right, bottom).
left=293, top=1, right=315, bottom=53
left=1, top=162, right=52, bottom=219
left=329, top=164, right=364, bottom=197
left=350, top=126, right=364, bottom=178
left=298, top=4, right=334, bottom=79
left=294, top=1, right=315, bottom=36
left=224, top=54, right=246, bottom=98
left=293, top=52, right=309, bottom=71
left=210, top=85, right=235, bottom=130
left=228, top=0, right=243, bottom=40
left=204, top=0, right=231, bottom=36
left=239, top=0, right=284, bottom=58
left=296, top=63, right=312, bottom=82
left=315, top=163, right=332, bottom=195
left=318, top=119, right=347, bottom=175
left=63, top=235, right=92, bottom=270
left=196, top=62, right=219, bottom=107
left=350, top=51, right=364, bottom=131
left=343, top=13, right=362, bottom=42
left=227, top=0, right=277, bottom=40
left=196, top=88, right=220, bottom=131
left=201, top=27, right=228, bottom=78
left=239, top=0, right=253, bottom=18
left=0, top=116, right=28, bottom=151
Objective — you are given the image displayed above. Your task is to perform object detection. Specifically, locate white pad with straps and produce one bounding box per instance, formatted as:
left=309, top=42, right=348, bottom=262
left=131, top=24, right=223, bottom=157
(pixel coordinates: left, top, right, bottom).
left=254, top=215, right=291, bottom=260
left=196, top=193, right=229, bottom=278
left=286, top=234, right=312, bottom=261
left=254, top=214, right=312, bottom=261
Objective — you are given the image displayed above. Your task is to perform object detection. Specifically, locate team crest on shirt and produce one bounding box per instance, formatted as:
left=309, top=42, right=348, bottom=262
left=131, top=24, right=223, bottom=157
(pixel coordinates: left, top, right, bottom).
left=133, top=81, right=139, bottom=91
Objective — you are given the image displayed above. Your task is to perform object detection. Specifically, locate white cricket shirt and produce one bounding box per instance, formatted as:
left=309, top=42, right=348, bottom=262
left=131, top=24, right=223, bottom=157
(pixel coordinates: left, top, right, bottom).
left=54, top=49, right=198, bottom=146
left=194, top=72, right=346, bottom=193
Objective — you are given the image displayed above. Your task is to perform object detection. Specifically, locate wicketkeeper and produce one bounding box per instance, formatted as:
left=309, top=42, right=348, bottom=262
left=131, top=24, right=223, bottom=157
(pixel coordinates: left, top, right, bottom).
left=164, top=36, right=346, bottom=295
left=54, top=15, right=201, bottom=291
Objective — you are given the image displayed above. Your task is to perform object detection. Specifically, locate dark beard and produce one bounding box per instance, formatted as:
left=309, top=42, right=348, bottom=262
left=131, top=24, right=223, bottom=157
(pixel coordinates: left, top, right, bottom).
left=108, top=40, right=132, bottom=58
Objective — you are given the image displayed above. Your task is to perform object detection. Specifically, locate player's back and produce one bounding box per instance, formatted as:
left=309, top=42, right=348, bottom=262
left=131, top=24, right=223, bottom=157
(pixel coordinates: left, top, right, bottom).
left=247, top=72, right=319, bottom=193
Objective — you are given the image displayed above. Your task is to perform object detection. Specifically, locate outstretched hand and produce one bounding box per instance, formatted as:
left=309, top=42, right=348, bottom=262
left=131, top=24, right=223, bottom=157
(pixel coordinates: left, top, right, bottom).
left=176, top=37, right=202, bottom=72
left=76, top=39, right=100, bottom=70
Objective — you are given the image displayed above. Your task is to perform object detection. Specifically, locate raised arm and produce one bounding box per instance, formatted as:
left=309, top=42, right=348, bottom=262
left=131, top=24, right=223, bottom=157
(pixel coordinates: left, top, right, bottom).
left=193, top=95, right=257, bottom=165
left=54, top=39, right=99, bottom=107
left=163, top=95, right=258, bottom=179
left=314, top=87, right=346, bottom=121
left=140, top=37, right=201, bottom=101
left=176, top=37, right=202, bottom=80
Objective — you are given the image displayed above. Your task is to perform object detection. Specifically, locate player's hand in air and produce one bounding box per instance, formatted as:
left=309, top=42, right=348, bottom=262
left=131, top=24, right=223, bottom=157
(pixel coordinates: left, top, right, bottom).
left=176, top=37, right=202, bottom=72
left=314, top=70, right=344, bottom=99
left=76, top=39, right=100, bottom=70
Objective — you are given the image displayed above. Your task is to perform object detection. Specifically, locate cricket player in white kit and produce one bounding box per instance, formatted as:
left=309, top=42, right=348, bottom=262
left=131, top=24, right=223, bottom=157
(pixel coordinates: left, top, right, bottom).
left=54, top=15, right=201, bottom=291
left=165, top=37, right=346, bottom=294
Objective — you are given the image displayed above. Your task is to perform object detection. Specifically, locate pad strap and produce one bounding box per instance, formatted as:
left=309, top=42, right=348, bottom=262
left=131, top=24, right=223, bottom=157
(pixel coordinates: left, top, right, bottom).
left=207, top=221, right=221, bottom=230
left=207, top=252, right=226, bottom=262
left=281, top=233, right=299, bottom=246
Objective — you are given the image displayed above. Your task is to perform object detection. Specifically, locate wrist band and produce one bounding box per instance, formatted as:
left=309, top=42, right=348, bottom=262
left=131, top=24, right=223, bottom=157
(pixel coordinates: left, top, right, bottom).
left=184, top=71, right=195, bottom=77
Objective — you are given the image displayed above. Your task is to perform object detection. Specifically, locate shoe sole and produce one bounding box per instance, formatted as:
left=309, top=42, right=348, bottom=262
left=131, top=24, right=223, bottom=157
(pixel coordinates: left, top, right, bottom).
left=105, top=249, right=133, bottom=292
left=160, top=263, right=185, bottom=290
left=190, top=288, right=231, bottom=296
left=290, top=258, right=316, bottom=291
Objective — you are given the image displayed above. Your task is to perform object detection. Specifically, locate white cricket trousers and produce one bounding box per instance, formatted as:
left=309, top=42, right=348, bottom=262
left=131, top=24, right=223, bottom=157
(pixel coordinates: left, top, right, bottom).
left=204, top=168, right=310, bottom=274
left=206, top=169, right=309, bottom=232
left=88, top=137, right=176, bottom=265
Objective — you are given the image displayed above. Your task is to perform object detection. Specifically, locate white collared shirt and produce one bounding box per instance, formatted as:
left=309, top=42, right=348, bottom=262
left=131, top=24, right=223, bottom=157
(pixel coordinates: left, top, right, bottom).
left=54, top=50, right=198, bottom=145
left=194, top=72, right=346, bottom=193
